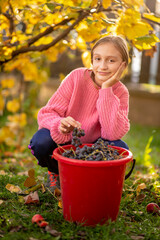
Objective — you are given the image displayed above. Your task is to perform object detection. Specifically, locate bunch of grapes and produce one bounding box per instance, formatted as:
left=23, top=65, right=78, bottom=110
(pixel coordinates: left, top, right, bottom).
left=71, top=128, right=85, bottom=147
left=62, top=128, right=123, bottom=161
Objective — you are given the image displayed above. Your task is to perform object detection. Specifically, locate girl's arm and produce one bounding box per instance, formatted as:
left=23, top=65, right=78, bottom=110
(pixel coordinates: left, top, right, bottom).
left=37, top=71, right=76, bottom=144
left=97, top=82, right=130, bottom=141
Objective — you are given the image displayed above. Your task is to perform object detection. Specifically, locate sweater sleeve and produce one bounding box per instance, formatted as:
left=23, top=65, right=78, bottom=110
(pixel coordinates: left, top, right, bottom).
left=37, top=72, right=74, bottom=144
left=96, top=82, right=130, bottom=141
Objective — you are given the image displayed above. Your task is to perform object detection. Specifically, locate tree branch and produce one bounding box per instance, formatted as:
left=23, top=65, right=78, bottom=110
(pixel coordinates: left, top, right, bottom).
left=27, top=17, right=73, bottom=46
left=0, top=10, right=89, bottom=66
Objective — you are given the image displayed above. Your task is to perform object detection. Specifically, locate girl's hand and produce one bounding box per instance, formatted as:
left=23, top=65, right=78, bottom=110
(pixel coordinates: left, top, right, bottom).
left=59, top=116, right=81, bottom=134
left=101, top=61, right=126, bottom=89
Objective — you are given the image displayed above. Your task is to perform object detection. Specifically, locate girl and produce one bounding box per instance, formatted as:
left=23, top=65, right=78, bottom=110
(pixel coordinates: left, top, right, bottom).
left=28, top=35, right=130, bottom=192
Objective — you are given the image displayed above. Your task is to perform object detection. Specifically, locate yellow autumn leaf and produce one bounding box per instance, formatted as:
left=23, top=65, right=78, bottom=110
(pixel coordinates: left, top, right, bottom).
left=58, top=198, right=63, bottom=209
left=102, top=0, right=111, bottom=9
left=2, top=46, right=13, bottom=57
left=34, top=36, right=53, bottom=46
left=6, top=99, right=20, bottom=113
left=0, top=94, right=5, bottom=112
left=132, top=34, right=160, bottom=51
left=123, top=0, right=144, bottom=7
left=43, top=12, right=63, bottom=25
left=77, top=26, right=101, bottom=42
left=45, top=46, right=59, bottom=62
left=1, top=78, right=15, bottom=88
left=59, top=73, right=65, bottom=82
left=0, top=0, right=8, bottom=12
left=113, top=9, right=153, bottom=40
left=82, top=51, right=91, bottom=68
left=124, top=21, right=153, bottom=40
left=33, top=108, right=40, bottom=119
left=5, top=56, right=39, bottom=82
left=143, top=13, right=160, bottom=24
left=76, top=36, right=87, bottom=50
left=24, top=169, right=37, bottom=188
left=0, top=126, right=15, bottom=143
left=90, top=0, right=98, bottom=7
left=6, top=183, right=22, bottom=193
left=136, top=183, right=146, bottom=196
left=7, top=113, right=27, bottom=127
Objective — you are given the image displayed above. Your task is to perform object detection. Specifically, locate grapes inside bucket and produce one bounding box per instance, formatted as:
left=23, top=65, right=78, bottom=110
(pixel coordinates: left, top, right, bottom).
left=59, top=128, right=128, bottom=162
left=53, top=128, right=135, bottom=226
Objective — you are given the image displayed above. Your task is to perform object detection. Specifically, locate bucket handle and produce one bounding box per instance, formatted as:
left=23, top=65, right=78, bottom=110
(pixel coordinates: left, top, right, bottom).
left=125, top=159, right=136, bottom=180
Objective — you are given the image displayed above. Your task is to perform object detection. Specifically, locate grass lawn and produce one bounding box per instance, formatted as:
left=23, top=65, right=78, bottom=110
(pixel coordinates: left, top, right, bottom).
left=0, top=122, right=160, bottom=240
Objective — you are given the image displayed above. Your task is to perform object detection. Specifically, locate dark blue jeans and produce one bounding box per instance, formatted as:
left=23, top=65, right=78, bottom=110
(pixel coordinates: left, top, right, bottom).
left=29, top=128, right=129, bottom=174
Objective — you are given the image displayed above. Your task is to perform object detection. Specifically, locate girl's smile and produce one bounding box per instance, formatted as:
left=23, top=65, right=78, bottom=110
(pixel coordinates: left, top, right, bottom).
left=92, top=42, right=123, bottom=87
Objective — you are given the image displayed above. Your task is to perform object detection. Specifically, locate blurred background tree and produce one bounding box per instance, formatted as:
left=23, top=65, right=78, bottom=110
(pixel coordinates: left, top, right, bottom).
left=0, top=0, right=160, bottom=148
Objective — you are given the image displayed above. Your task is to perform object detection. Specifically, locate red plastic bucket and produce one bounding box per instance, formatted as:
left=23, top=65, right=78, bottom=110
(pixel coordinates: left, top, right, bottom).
left=53, top=144, right=134, bottom=226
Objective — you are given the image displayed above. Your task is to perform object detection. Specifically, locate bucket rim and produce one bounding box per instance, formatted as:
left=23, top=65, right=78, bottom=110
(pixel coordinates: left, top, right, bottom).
left=53, top=144, right=133, bottom=167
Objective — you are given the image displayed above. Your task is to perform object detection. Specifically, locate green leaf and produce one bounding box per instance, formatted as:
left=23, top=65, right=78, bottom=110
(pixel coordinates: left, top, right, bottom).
left=46, top=3, right=56, bottom=11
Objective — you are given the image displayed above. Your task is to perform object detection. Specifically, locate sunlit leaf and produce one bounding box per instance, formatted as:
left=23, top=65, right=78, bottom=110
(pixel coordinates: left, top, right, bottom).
left=24, top=169, right=37, bottom=188
left=102, top=0, right=111, bottom=9
left=58, top=198, right=63, bottom=209
left=133, top=34, right=160, bottom=50
left=136, top=183, right=147, bottom=195
left=6, top=99, right=20, bottom=113
left=54, top=188, right=61, bottom=197
left=123, top=0, right=144, bottom=8
left=0, top=94, right=5, bottom=112
left=143, top=13, right=160, bottom=24
left=7, top=113, right=27, bottom=127
left=145, top=46, right=157, bottom=58
left=76, top=36, right=87, bottom=50
left=82, top=51, right=91, bottom=68
left=0, top=126, right=15, bottom=144
left=1, top=78, right=15, bottom=89
left=24, top=191, right=39, bottom=204
left=5, top=183, right=22, bottom=193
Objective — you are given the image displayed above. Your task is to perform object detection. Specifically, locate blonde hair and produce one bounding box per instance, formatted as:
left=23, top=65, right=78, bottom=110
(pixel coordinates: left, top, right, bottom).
left=91, top=35, right=129, bottom=66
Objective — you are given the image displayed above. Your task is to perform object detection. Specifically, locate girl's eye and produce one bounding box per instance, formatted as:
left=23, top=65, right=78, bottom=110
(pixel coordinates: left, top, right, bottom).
left=108, top=59, right=115, bottom=63
left=94, top=57, right=101, bottom=61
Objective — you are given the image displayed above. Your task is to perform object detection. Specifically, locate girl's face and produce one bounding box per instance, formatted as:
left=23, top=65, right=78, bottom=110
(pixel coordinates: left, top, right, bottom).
left=92, top=42, right=123, bottom=87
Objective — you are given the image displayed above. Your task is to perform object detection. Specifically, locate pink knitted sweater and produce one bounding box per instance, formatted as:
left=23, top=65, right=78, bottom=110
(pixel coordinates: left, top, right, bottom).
left=38, top=68, right=130, bottom=144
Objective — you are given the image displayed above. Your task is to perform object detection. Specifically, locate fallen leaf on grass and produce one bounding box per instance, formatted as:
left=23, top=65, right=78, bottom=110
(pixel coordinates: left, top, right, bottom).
left=131, top=236, right=145, bottom=240
left=77, top=230, right=87, bottom=237
left=9, top=225, right=23, bottom=233
left=54, top=188, right=61, bottom=197
left=0, top=170, right=7, bottom=175
left=41, top=183, right=46, bottom=193
left=29, top=238, right=39, bottom=240
left=5, top=183, right=22, bottom=193
left=24, top=169, right=37, bottom=188
left=136, top=183, right=146, bottom=196
left=45, top=225, right=62, bottom=237
left=24, top=191, right=39, bottom=204
left=58, top=198, right=63, bottom=209
left=135, top=193, right=146, bottom=204
left=0, top=200, right=4, bottom=205
left=17, top=171, right=28, bottom=176
left=22, top=183, right=42, bottom=195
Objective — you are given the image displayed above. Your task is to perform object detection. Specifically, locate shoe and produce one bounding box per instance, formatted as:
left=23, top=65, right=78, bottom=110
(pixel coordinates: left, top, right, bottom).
left=45, top=171, right=60, bottom=193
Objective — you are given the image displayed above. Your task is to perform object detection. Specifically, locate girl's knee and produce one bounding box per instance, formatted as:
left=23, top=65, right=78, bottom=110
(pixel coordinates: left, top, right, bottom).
left=109, top=139, right=129, bottom=150
left=29, top=128, right=57, bottom=156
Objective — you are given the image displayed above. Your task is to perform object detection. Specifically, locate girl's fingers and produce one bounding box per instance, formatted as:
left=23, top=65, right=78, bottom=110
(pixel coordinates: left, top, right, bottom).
left=60, top=117, right=81, bottom=134
left=59, top=125, right=68, bottom=133
left=115, top=62, right=126, bottom=78
left=63, top=117, right=81, bottom=128
left=102, top=62, right=126, bottom=88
